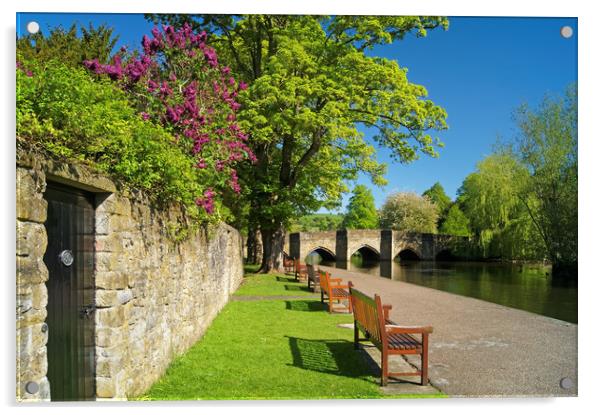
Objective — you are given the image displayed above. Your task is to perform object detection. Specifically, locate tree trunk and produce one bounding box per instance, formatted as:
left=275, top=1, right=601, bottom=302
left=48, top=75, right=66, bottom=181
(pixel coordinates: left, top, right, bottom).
left=258, top=224, right=285, bottom=273
left=246, top=227, right=263, bottom=265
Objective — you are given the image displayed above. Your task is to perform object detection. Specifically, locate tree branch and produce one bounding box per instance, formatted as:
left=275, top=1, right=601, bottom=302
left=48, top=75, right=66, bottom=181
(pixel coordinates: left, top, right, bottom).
left=289, top=127, right=326, bottom=188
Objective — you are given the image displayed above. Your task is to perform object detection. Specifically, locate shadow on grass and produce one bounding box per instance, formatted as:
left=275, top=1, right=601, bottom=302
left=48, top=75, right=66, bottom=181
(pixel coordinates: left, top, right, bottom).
left=284, top=284, right=312, bottom=293
left=276, top=276, right=297, bottom=283
left=285, top=300, right=326, bottom=312
left=286, top=336, right=377, bottom=380
left=244, top=264, right=261, bottom=274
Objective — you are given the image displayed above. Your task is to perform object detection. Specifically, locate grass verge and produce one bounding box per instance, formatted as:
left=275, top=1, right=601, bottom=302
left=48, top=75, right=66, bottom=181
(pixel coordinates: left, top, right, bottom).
left=234, top=265, right=315, bottom=297
left=139, top=267, right=446, bottom=400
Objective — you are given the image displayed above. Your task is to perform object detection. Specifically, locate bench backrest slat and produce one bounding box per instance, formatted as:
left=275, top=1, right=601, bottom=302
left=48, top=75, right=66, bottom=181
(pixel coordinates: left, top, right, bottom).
left=319, top=270, right=330, bottom=292
left=349, top=286, right=384, bottom=347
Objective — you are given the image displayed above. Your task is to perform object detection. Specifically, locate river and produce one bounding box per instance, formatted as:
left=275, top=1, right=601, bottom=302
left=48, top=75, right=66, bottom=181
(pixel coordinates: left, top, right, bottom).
left=316, top=257, right=577, bottom=323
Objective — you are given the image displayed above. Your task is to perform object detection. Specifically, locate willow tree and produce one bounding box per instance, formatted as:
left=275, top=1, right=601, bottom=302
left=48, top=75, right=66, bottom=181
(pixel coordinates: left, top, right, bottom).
left=148, top=14, right=449, bottom=272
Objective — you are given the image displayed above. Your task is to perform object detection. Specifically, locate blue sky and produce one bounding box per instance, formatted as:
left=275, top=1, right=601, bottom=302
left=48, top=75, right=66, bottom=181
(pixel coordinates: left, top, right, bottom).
left=16, top=13, right=577, bottom=212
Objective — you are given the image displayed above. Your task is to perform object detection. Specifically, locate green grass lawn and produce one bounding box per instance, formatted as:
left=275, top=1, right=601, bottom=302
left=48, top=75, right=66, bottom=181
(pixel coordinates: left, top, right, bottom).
left=234, top=265, right=315, bottom=297
left=139, top=267, right=445, bottom=400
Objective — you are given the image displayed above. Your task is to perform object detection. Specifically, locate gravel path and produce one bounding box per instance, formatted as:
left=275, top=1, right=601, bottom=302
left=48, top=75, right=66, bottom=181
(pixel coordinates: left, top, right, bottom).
left=320, top=266, right=578, bottom=397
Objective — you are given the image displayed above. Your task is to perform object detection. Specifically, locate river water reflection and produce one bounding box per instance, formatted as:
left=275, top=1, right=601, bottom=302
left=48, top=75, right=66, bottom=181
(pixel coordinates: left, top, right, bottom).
left=318, top=258, right=577, bottom=323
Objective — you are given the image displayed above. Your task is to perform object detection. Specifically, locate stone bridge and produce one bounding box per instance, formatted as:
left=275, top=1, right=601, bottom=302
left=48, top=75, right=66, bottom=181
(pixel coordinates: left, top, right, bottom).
left=284, top=230, right=467, bottom=276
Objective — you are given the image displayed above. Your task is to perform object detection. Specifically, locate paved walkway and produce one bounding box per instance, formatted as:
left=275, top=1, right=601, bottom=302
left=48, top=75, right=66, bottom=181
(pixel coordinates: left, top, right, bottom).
left=320, top=266, right=578, bottom=397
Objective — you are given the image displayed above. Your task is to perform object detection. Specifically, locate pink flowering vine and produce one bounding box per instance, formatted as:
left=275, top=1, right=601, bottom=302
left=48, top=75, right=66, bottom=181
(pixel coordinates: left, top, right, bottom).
left=84, top=23, right=254, bottom=216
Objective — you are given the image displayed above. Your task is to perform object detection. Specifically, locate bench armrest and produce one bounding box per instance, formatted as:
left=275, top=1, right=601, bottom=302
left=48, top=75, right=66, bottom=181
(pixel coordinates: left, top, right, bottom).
left=330, top=278, right=342, bottom=283
left=385, top=324, right=433, bottom=334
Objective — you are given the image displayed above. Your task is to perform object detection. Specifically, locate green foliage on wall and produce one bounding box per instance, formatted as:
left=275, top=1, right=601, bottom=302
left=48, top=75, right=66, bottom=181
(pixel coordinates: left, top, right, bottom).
left=16, top=58, right=217, bottom=222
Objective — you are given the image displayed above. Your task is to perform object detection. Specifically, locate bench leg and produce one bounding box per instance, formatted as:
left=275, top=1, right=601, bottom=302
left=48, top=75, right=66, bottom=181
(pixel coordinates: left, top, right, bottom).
left=381, top=351, right=388, bottom=386
left=320, top=290, right=324, bottom=304
left=421, top=333, right=429, bottom=386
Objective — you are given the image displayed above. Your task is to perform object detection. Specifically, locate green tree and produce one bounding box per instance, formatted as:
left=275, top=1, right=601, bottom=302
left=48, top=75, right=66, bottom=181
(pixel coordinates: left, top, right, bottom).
left=457, top=152, right=546, bottom=260
left=439, top=203, right=470, bottom=236
left=379, top=192, right=439, bottom=233
left=17, top=23, right=118, bottom=68
left=512, top=85, right=577, bottom=276
left=147, top=14, right=449, bottom=272
left=457, top=86, right=577, bottom=274
left=422, top=182, right=452, bottom=215
left=423, top=181, right=452, bottom=230
left=290, top=214, right=344, bottom=232
left=342, top=185, right=379, bottom=229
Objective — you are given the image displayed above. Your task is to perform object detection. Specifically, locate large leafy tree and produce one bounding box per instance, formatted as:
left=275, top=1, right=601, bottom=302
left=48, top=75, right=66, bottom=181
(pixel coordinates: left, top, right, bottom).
left=148, top=14, right=449, bottom=272
left=379, top=192, right=439, bottom=233
left=457, top=86, right=577, bottom=275
left=513, top=86, right=577, bottom=276
left=457, top=152, right=546, bottom=261
left=342, top=185, right=379, bottom=229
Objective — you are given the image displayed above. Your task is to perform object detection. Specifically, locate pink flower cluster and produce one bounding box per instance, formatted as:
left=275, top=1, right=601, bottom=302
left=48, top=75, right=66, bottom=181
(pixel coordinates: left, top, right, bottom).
left=16, top=61, right=33, bottom=77
left=84, top=24, right=255, bottom=216
left=195, top=188, right=216, bottom=214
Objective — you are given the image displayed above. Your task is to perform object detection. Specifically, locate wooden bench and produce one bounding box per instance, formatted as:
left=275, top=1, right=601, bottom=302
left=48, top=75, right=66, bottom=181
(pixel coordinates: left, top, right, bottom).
left=348, top=281, right=433, bottom=386
left=319, top=271, right=352, bottom=313
left=283, top=256, right=295, bottom=274
left=294, top=259, right=308, bottom=282
left=307, top=264, right=320, bottom=292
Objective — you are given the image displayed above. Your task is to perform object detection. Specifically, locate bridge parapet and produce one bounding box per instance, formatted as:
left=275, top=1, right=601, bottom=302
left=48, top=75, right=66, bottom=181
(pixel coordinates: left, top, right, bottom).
left=289, top=229, right=467, bottom=264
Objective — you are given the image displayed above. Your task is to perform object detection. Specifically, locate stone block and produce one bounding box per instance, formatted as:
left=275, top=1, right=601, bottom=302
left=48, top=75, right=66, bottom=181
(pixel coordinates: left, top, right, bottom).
left=16, top=255, right=49, bottom=285
left=18, top=346, right=48, bottom=381
left=95, top=306, right=126, bottom=328
left=96, top=355, right=124, bottom=377
left=17, top=306, right=47, bottom=328
left=95, top=327, right=124, bottom=348
left=31, top=283, right=48, bottom=310
left=95, top=252, right=127, bottom=273
left=96, top=271, right=128, bottom=290
left=96, top=377, right=116, bottom=398
left=96, top=289, right=133, bottom=308
left=16, top=169, right=47, bottom=223
left=16, top=221, right=48, bottom=258
left=95, top=233, right=123, bottom=252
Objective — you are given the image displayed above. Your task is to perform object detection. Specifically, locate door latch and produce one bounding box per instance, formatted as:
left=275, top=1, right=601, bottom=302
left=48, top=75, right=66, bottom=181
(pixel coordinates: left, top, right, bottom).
left=79, top=304, right=96, bottom=319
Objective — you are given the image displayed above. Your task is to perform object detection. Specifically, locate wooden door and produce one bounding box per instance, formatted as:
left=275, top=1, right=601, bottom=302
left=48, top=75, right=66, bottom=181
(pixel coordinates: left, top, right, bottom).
left=43, top=182, right=96, bottom=401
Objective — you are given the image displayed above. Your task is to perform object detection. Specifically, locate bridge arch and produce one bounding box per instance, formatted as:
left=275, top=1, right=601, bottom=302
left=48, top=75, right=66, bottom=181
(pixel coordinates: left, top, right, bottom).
left=350, top=244, right=381, bottom=261
left=396, top=247, right=422, bottom=261
left=435, top=248, right=455, bottom=261
left=306, top=246, right=336, bottom=264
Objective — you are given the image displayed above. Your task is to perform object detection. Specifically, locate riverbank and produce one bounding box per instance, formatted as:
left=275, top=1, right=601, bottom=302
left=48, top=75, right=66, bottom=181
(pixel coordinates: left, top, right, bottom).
left=320, top=265, right=578, bottom=397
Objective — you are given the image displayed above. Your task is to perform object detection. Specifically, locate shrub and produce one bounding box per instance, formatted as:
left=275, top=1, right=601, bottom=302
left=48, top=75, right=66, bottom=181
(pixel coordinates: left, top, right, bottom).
left=16, top=58, right=214, bottom=221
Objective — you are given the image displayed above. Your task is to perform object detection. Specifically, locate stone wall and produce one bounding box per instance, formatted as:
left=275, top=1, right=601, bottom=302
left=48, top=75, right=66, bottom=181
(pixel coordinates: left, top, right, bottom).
left=16, top=149, right=244, bottom=401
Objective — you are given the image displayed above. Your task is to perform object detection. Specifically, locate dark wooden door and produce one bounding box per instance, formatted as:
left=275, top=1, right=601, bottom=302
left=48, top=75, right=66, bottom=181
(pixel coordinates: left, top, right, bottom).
left=43, top=182, right=96, bottom=401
